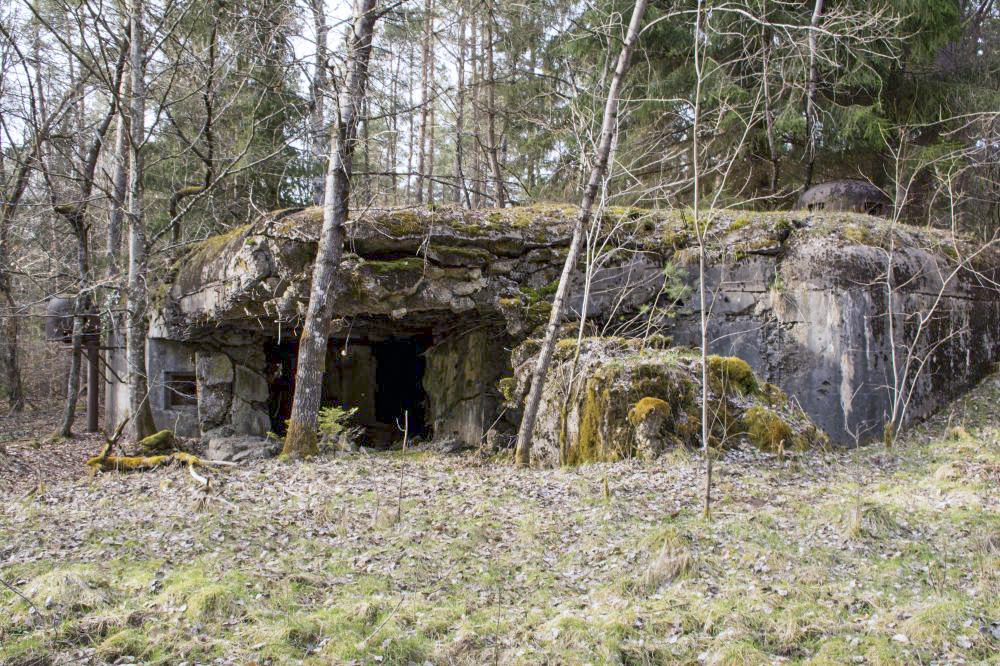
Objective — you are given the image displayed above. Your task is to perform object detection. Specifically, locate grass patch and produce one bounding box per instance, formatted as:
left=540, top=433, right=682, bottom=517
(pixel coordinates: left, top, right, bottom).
left=6, top=369, right=1000, bottom=663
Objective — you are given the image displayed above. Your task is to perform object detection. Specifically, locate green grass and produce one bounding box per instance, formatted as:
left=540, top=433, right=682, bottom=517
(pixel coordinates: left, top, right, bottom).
left=4, top=377, right=1000, bottom=663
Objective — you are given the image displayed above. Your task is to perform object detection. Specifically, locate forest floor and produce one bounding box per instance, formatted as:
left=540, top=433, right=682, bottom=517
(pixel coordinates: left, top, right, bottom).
left=1, top=380, right=999, bottom=666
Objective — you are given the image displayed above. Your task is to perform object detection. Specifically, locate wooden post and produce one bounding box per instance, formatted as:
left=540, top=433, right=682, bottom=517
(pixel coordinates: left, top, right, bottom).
left=87, top=336, right=99, bottom=432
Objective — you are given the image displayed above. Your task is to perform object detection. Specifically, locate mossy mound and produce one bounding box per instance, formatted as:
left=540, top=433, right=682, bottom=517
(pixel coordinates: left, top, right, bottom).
left=742, top=406, right=793, bottom=451
left=22, top=567, right=112, bottom=612
left=136, top=429, right=176, bottom=454
left=706, top=355, right=758, bottom=395
left=510, top=337, right=826, bottom=466
left=628, top=397, right=672, bottom=424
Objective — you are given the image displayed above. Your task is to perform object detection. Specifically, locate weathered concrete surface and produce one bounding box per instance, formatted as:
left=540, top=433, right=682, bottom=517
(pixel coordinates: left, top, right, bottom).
left=797, top=179, right=891, bottom=215
left=423, top=329, right=509, bottom=448
left=154, top=205, right=665, bottom=341
left=668, top=217, right=1000, bottom=442
left=206, top=435, right=279, bottom=462
left=132, top=205, right=1000, bottom=445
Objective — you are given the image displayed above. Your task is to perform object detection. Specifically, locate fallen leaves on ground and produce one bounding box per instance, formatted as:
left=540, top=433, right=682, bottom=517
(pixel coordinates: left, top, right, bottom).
left=1, top=380, right=999, bottom=665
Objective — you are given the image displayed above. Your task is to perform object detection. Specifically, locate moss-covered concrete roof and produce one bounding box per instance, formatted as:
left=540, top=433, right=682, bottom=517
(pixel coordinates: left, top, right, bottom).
left=158, top=203, right=999, bottom=343
left=176, top=204, right=978, bottom=282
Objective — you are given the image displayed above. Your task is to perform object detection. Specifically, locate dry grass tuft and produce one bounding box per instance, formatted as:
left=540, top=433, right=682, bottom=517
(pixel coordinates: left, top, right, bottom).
left=704, top=638, right=770, bottom=666
left=899, top=600, right=960, bottom=648
left=635, top=536, right=694, bottom=592
left=978, top=530, right=1000, bottom=554
left=22, top=567, right=111, bottom=612
left=840, top=501, right=902, bottom=540
left=945, top=425, right=972, bottom=441
left=933, top=461, right=965, bottom=481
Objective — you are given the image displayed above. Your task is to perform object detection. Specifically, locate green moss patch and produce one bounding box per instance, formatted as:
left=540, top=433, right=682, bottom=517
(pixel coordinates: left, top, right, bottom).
left=742, top=406, right=792, bottom=451
left=173, top=223, right=253, bottom=294
left=515, top=337, right=824, bottom=465
left=707, top=355, right=758, bottom=395
left=628, top=397, right=672, bottom=425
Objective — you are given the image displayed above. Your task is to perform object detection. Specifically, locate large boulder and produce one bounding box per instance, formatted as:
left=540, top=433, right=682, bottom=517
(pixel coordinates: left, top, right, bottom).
left=507, top=337, right=826, bottom=467
left=796, top=179, right=891, bottom=215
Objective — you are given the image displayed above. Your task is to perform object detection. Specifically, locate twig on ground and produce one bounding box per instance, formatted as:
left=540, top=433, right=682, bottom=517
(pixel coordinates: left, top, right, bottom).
left=0, top=576, right=40, bottom=615
left=396, top=410, right=408, bottom=524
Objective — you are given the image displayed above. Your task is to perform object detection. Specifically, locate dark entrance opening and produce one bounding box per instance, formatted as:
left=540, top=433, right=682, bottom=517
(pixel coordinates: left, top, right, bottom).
left=265, top=340, right=297, bottom=436
left=264, top=333, right=432, bottom=446
left=374, top=335, right=431, bottom=437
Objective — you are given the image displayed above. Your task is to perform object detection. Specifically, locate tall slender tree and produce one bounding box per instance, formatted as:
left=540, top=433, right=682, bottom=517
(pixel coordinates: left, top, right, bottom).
left=804, top=0, right=824, bottom=189
left=283, top=0, right=380, bottom=458
left=483, top=0, right=504, bottom=206
left=454, top=2, right=470, bottom=206
left=125, top=0, right=157, bottom=440
left=415, top=0, right=433, bottom=204
left=515, top=0, right=649, bottom=466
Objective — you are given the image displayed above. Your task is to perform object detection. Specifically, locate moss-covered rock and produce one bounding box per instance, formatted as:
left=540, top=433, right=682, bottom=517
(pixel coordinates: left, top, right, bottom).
left=706, top=355, right=758, bottom=395
left=742, top=406, right=792, bottom=451
left=511, top=337, right=825, bottom=466
left=628, top=397, right=674, bottom=459
left=136, top=429, right=176, bottom=454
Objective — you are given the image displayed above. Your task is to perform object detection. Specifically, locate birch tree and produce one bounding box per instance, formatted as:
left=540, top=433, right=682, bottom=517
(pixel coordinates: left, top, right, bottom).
left=804, top=0, right=823, bottom=189
left=514, top=0, right=649, bottom=467
left=283, top=0, right=380, bottom=458
left=125, top=0, right=157, bottom=440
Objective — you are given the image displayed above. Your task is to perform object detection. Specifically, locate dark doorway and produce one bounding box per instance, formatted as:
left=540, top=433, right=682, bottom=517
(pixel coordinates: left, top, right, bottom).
left=374, top=335, right=431, bottom=437
left=265, top=340, right=297, bottom=435
left=266, top=334, right=432, bottom=444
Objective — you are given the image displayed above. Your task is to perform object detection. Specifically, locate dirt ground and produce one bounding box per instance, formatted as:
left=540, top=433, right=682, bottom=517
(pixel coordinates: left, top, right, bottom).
left=0, top=403, right=105, bottom=496
left=1, top=381, right=999, bottom=665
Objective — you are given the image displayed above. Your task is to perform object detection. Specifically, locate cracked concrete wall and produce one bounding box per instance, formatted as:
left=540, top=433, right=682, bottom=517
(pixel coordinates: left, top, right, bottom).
left=424, top=329, right=509, bottom=447
left=669, top=237, right=1000, bottom=442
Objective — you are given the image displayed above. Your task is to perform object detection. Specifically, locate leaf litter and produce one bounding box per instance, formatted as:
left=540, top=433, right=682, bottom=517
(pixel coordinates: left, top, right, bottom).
left=1, top=377, right=999, bottom=664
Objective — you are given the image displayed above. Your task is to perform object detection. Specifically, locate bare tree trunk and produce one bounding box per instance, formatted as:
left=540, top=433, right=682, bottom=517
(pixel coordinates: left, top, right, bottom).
left=454, top=3, right=469, bottom=206
left=0, top=129, right=25, bottom=412
left=60, top=319, right=84, bottom=436
left=415, top=0, right=433, bottom=204
left=514, top=0, right=648, bottom=466
left=105, top=47, right=130, bottom=433
left=484, top=0, right=504, bottom=207
left=470, top=9, right=482, bottom=209
left=108, top=111, right=128, bottom=262
left=426, top=14, right=437, bottom=206
left=804, top=0, right=823, bottom=189
left=389, top=49, right=400, bottom=204
left=283, top=0, right=379, bottom=458
left=0, top=213, right=24, bottom=413
left=125, top=0, right=157, bottom=441
left=362, top=98, right=372, bottom=203
left=310, top=0, right=329, bottom=205
left=405, top=40, right=415, bottom=202
left=686, top=1, right=713, bottom=518
left=427, top=84, right=436, bottom=204
left=761, top=7, right=779, bottom=195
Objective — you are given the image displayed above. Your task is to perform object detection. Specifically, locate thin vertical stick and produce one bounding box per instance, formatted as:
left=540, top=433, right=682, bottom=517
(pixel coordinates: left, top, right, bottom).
left=396, top=410, right=408, bottom=524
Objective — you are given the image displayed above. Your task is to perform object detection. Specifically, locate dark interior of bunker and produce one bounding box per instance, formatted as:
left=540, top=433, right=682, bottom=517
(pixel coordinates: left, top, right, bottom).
left=264, top=325, right=492, bottom=448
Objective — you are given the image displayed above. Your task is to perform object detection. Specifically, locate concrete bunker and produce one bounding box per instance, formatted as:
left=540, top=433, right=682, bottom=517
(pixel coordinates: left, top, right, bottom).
left=108, top=205, right=1000, bottom=456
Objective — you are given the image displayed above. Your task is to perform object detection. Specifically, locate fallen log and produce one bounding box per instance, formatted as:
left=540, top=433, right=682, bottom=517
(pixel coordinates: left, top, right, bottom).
left=85, top=450, right=237, bottom=473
